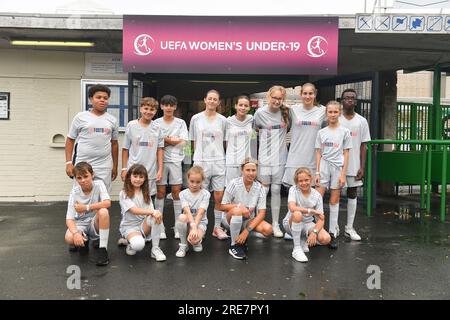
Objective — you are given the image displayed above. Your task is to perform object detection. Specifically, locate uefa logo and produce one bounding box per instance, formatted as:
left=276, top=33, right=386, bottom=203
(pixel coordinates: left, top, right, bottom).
left=134, top=34, right=155, bottom=56
left=306, top=36, right=328, bottom=58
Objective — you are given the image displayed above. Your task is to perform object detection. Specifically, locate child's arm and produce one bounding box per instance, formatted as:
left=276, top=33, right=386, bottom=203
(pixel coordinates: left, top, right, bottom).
left=339, top=149, right=350, bottom=187
left=74, top=199, right=111, bottom=214
left=357, top=142, right=368, bottom=180
left=156, top=147, right=163, bottom=182
left=315, top=148, right=322, bottom=186
left=65, top=137, right=76, bottom=177
left=235, top=209, right=266, bottom=245
left=111, top=140, right=119, bottom=181
left=128, top=206, right=156, bottom=216
left=121, top=148, right=129, bottom=182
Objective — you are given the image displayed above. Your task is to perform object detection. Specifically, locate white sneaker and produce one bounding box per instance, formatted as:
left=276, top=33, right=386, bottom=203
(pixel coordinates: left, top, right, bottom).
left=175, top=244, right=188, bottom=258
left=192, top=243, right=203, bottom=252
left=166, top=193, right=173, bottom=200
left=301, top=240, right=310, bottom=253
left=292, top=248, right=308, bottom=262
left=272, top=224, right=284, bottom=238
left=284, top=233, right=293, bottom=240
left=160, top=230, right=167, bottom=240
left=335, top=225, right=340, bottom=237
left=117, top=237, right=128, bottom=246
left=151, top=247, right=167, bottom=261
left=345, top=226, right=361, bottom=241
left=174, top=230, right=180, bottom=239
left=253, top=232, right=266, bottom=239
left=125, top=244, right=136, bottom=256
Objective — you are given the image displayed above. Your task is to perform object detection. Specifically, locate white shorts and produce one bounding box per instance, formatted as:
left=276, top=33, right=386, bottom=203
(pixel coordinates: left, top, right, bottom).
left=282, top=216, right=323, bottom=245
left=149, top=179, right=156, bottom=196
left=75, top=217, right=99, bottom=241
left=158, top=162, right=183, bottom=186
left=120, top=224, right=146, bottom=239
left=282, top=167, right=316, bottom=187
left=194, top=161, right=226, bottom=192
left=258, top=165, right=285, bottom=185
left=93, top=168, right=112, bottom=193
left=346, top=176, right=364, bottom=188
left=319, top=160, right=344, bottom=190
left=225, top=166, right=241, bottom=186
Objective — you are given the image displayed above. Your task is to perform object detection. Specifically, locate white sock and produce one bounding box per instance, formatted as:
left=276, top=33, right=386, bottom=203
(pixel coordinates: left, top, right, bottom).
left=271, top=184, right=281, bottom=226
left=230, top=215, right=243, bottom=246
left=175, top=220, right=187, bottom=246
left=155, top=197, right=165, bottom=212
left=329, top=203, right=339, bottom=235
left=147, top=216, right=162, bottom=248
left=173, top=200, right=182, bottom=222
left=347, top=198, right=357, bottom=229
left=291, top=222, right=302, bottom=249
left=99, top=229, right=109, bottom=249
left=214, top=210, right=223, bottom=229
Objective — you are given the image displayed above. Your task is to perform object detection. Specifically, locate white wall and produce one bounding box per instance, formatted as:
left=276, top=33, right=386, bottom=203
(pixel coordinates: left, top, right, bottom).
left=0, top=49, right=126, bottom=201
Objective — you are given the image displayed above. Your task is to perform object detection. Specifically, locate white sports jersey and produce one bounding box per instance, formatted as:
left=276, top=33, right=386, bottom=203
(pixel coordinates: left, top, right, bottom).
left=339, top=113, right=371, bottom=176
left=119, top=190, right=154, bottom=230
left=225, top=115, right=256, bottom=166
left=287, top=186, right=323, bottom=224
left=286, top=104, right=325, bottom=169
left=253, top=106, right=288, bottom=166
left=315, top=125, right=352, bottom=167
left=221, top=177, right=266, bottom=219
left=189, top=111, right=227, bottom=162
left=68, top=111, right=119, bottom=168
left=123, top=120, right=164, bottom=179
left=66, top=180, right=110, bottom=222
left=179, top=188, right=210, bottom=224
left=154, top=117, right=189, bottom=163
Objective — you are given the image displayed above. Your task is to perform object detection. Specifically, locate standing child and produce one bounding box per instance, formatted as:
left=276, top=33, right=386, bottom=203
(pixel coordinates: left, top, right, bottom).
left=220, top=158, right=272, bottom=260
left=119, top=164, right=166, bottom=261
left=253, top=86, right=289, bottom=238
left=315, top=101, right=352, bottom=249
left=120, top=97, right=164, bottom=241
left=175, top=166, right=210, bottom=257
left=225, top=95, right=256, bottom=186
left=282, top=167, right=331, bottom=262
left=65, top=84, right=119, bottom=192
left=154, top=95, right=189, bottom=239
left=339, top=89, right=371, bottom=241
left=64, top=162, right=111, bottom=266
left=189, top=89, right=229, bottom=240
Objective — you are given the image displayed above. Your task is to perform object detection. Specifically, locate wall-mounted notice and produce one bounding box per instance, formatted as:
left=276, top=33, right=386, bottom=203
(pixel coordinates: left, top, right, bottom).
left=0, top=92, right=10, bottom=120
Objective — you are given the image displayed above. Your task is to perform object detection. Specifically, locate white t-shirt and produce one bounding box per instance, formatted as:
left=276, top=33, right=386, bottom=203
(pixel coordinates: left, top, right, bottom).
left=253, top=106, right=288, bottom=166
left=189, top=111, right=227, bottom=162
left=154, top=117, right=189, bottom=163
left=339, top=113, right=371, bottom=176
left=179, top=188, right=210, bottom=224
left=315, top=125, right=352, bottom=167
left=123, top=120, right=164, bottom=179
left=221, top=177, right=266, bottom=219
left=119, top=190, right=154, bottom=230
left=287, top=186, right=323, bottom=224
left=286, top=104, right=326, bottom=169
left=66, top=180, right=110, bottom=222
left=68, top=111, right=119, bottom=169
left=225, top=115, right=256, bottom=167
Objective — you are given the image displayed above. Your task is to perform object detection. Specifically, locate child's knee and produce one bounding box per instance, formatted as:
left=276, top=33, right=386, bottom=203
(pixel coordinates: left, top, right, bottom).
left=292, top=211, right=302, bottom=223
left=64, top=231, right=74, bottom=244
left=262, top=223, right=273, bottom=236
left=229, top=207, right=243, bottom=216
left=320, top=232, right=331, bottom=245
left=97, top=208, right=109, bottom=218
left=129, top=236, right=145, bottom=252
left=177, top=214, right=188, bottom=223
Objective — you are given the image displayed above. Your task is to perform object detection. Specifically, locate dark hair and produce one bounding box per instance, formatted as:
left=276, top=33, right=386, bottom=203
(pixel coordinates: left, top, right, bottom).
left=160, top=94, right=178, bottom=106
left=73, top=162, right=94, bottom=177
left=88, top=84, right=111, bottom=98
left=341, top=88, right=357, bottom=99
left=123, top=164, right=150, bottom=204
left=236, top=95, right=250, bottom=103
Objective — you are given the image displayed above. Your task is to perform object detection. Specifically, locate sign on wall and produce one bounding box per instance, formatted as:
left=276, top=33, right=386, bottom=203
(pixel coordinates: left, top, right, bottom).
left=356, top=14, right=450, bottom=33
left=0, top=92, right=10, bottom=120
left=123, top=15, right=338, bottom=75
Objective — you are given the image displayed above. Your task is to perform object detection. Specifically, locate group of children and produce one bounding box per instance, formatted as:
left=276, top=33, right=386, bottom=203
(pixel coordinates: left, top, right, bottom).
left=64, top=83, right=370, bottom=265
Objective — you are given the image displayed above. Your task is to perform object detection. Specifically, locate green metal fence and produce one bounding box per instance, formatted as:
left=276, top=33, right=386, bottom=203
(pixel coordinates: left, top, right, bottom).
left=397, top=103, right=450, bottom=150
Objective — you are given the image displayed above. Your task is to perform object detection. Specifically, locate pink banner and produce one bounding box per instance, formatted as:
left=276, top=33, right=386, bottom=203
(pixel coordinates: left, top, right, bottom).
left=123, top=15, right=338, bottom=75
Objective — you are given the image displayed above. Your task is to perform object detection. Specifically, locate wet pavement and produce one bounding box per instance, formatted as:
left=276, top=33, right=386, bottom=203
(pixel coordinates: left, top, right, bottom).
left=0, top=195, right=448, bottom=300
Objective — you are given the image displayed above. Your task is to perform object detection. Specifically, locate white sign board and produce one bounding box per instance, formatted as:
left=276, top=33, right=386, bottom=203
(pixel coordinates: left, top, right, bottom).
left=0, top=92, right=9, bottom=120
left=356, top=14, right=450, bottom=33
left=85, top=53, right=125, bottom=77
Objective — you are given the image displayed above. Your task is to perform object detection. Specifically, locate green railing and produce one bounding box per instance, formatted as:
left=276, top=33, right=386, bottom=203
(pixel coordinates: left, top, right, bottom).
left=397, top=103, right=450, bottom=150
left=366, top=139, right=450, bottom=222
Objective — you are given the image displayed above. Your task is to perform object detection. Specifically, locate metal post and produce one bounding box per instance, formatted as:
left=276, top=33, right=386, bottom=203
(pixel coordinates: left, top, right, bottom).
left=410, top=104, right=417, bottom=150
left=128, top=72, right=134, bottom=123
left=420, top=146, right=426, bottom=209
left=441, top=147, right=447, bottom=222
left=433, top=66, right=442, bottom=141
left=367, top=143, right=372, bottom=217
left=426, top=144, right=432, bottom=212
left=370, top=72, right=379, bottom=211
